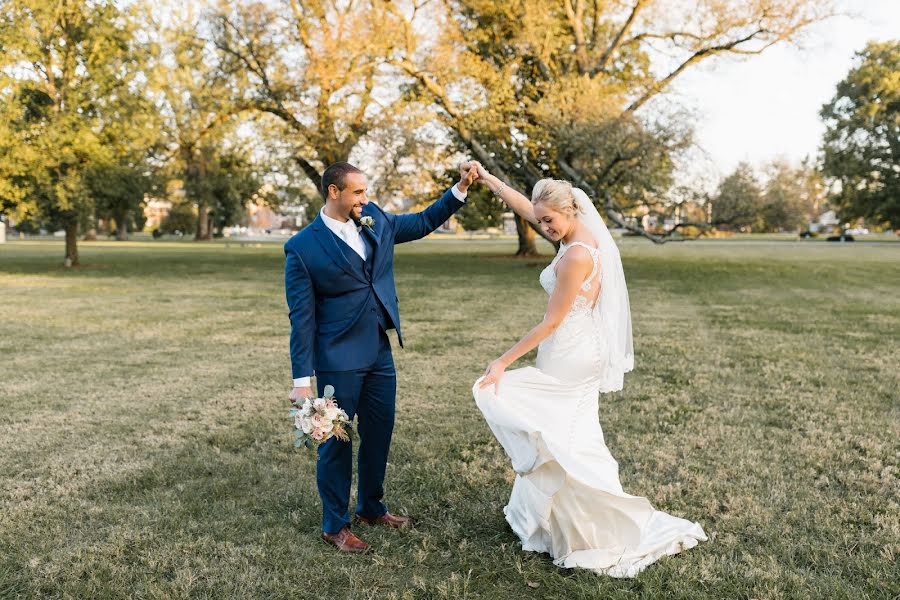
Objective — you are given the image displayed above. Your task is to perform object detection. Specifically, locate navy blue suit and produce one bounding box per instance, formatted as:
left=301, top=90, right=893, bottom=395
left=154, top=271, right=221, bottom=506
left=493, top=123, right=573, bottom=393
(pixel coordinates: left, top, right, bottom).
left=284, top=188, right=464, bottom=533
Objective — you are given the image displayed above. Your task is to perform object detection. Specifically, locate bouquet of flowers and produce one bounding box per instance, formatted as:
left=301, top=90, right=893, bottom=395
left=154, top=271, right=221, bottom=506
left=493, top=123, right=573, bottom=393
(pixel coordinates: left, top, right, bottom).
left=290, top=385, right=352, bottom=449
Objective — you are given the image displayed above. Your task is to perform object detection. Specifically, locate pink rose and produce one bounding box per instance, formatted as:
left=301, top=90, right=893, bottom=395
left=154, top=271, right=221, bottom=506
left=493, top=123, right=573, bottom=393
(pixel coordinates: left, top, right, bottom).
left=312, top=428, right=324, bottom=441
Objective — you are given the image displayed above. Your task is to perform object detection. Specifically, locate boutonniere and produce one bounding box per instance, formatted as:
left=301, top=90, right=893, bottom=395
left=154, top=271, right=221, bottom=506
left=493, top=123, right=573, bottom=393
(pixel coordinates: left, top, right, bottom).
left=358, top=215, right=375, bottom=233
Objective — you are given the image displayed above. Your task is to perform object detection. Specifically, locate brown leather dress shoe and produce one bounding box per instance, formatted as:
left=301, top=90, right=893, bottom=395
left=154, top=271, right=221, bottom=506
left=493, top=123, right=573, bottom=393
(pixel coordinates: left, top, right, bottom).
left=354, top=511, right=415, bottom=529
left=321, top=526, right=370, bottom=553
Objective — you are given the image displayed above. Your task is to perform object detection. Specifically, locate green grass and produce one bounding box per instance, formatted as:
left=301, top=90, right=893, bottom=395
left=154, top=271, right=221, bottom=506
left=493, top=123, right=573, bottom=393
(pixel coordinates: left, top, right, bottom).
left=1, top=239, right=898, bottom=600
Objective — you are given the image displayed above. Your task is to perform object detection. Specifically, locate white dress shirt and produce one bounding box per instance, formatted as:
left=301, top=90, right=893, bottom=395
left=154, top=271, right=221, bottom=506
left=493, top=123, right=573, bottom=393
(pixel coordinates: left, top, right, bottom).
left=321, top=208, right=367, bottom=260
left=293, top=184, right=467, bottom=389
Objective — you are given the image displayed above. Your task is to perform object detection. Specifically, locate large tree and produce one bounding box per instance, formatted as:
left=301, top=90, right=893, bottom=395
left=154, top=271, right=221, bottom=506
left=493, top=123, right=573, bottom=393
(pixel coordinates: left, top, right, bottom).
left=821, top=40, right=900, bottom=229
left=209, top=0, right=404, bottom=193
left=711, top=162, right=763, bottom=231
left=186, top=133, right=271, bottom=237
left=88, top=37, right=164, bottom=241
left=383, top=0, right=836, bottom=253
left=759, top=158, right=822, bottom=232
left=0, top=0, right=142, bottom=265
left=149, top=7, right=245, bottom=240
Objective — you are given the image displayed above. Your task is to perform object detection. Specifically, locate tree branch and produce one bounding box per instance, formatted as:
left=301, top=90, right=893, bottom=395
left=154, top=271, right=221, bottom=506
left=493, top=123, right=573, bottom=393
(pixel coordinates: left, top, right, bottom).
left=564, top=0, right=590, bottom=75
left=623, top=28, right=772, bottom=114
left=595, top=0, right=645, bottom=74
left=557, top=158, right=700, bottom=243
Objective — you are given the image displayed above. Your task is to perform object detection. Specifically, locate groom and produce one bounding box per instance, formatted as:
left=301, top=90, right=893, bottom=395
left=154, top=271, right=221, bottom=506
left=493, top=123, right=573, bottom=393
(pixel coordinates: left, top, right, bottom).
left=285, top=161, right=478, bottom=552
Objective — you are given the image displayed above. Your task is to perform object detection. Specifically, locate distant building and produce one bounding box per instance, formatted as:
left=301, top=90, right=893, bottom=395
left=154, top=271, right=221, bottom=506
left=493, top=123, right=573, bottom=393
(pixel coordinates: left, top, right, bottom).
left=246, top=202, right=306, bottom=231
left=809, top=210, right=841, bottom=233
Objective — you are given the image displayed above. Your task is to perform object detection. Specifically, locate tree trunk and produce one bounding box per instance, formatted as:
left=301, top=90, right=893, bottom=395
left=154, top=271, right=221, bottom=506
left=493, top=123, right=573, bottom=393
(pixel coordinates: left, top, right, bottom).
left=515, top=214, right=538, bottom=256
left=64, top=221, right=79, bottom=267
left=115, top=212, right=128, bottom=241
left=195, top=202, right=210, bottom=240
left=295, top=155, right=323, bottom=195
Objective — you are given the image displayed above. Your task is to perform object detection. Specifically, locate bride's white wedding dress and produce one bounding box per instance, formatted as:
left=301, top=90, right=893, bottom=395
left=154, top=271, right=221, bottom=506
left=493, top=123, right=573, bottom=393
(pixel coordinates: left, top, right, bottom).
left=473, top=230, right=707, bottom=578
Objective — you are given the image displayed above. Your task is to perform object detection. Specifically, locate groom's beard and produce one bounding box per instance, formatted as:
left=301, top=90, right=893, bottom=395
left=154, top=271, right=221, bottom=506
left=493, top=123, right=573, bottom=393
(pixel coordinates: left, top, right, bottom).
left=350, top=206, right=365, bottom=223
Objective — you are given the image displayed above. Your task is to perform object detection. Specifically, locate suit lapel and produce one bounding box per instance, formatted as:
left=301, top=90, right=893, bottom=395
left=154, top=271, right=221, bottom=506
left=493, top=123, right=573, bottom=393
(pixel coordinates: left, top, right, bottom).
left=361, top=225, right=378, bottom=270
left=311, top=214, right=367, bottom=283
left=360, top=207, right=380, bottom=268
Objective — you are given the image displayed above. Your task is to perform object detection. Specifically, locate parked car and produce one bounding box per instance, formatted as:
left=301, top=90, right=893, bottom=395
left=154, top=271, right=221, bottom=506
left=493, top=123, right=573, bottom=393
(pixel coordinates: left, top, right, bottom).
left=826, top=231, right=855, bottom=242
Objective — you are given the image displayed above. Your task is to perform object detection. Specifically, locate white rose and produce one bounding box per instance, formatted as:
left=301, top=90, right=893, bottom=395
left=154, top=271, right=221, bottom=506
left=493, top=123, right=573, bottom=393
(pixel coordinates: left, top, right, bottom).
left=300, top=417, right=313, bottom=434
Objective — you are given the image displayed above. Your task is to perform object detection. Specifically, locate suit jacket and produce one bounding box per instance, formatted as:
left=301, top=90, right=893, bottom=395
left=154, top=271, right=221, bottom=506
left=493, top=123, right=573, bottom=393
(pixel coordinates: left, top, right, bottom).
left=284, top=187, right=464, bottom=378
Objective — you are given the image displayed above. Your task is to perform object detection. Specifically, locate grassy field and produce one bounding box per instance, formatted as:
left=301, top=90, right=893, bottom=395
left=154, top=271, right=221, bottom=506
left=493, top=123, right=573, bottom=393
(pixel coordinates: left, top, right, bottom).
left=1, top=239, right=898, bottom=600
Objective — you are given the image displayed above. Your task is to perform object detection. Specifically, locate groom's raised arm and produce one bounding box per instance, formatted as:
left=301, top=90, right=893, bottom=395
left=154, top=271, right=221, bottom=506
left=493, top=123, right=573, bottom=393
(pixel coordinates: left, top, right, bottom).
left=285, top=247, right=315, bottom=383
left=390, top=185, right=467, bottom=244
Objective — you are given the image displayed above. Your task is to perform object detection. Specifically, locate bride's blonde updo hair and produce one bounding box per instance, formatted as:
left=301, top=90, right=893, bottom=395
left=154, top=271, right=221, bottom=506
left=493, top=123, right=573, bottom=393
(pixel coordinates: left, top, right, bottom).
left=531, top=178, right=581, bottom=215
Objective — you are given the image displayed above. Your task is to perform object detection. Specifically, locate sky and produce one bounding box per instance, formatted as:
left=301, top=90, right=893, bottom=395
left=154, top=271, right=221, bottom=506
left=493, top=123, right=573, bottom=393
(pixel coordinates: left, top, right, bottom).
left=669, top=0, right=900, bottom=185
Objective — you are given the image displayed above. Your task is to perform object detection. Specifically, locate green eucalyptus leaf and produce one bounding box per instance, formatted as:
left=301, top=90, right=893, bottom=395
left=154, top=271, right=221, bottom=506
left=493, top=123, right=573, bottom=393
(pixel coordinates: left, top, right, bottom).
left=294, top=439, right=303, bottom=448
left=323, top=385, right=335, bottom=399
left=305, top=438, right=315, bottom=450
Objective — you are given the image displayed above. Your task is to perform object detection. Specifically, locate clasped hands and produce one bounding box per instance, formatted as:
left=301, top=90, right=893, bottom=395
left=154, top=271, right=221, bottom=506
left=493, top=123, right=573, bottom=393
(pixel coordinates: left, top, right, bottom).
left=457, top=160, right=491, bottom=193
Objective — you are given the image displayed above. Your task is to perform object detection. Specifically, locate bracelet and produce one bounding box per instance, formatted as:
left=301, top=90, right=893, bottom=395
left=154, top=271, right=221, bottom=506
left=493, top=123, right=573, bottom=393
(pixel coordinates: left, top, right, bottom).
left=493, top=182, right=506, bottom=198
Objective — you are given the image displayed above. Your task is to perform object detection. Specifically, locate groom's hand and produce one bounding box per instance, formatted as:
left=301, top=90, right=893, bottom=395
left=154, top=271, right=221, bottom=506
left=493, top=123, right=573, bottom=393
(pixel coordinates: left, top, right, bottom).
left=457, top=162, right=479, bottom=193
left=289, top=386, right=313, bottom=405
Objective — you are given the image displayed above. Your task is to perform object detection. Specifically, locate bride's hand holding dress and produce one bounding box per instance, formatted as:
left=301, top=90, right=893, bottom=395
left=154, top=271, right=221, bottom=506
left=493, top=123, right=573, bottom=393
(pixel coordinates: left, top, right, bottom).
left=479, top=243, right=596, bottom=393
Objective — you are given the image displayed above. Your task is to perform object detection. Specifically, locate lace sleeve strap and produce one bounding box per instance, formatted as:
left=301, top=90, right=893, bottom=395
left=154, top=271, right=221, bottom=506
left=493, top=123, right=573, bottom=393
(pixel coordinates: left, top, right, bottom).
left=561, top=241, right=601, bottom=290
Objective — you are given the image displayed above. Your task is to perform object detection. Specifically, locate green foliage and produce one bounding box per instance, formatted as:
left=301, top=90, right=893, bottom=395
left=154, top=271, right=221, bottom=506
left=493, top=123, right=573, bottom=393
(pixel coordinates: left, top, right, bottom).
left=446, top=5, right=689, bottom=214
left=87, top=163, right=160, bottom=239
left=184, top=140, right=267, bottom=236
left=709, top=160, right=825, bottom=233
left=159, top=202, right=196, bottom=235
left=152, top=10, right=244, bottom=240
left=88, top=44, right=164, bottom=240
left=711, top=163, right=763, bottom=231
left=759, top=159, right=824, bottom=232
left=455, top=184, right=506, bottom=231
left=0, top=0, right=145, bottom=263
left=303, top=192, right=325, bottom=225
left=821, top=41, right=900, bottom=229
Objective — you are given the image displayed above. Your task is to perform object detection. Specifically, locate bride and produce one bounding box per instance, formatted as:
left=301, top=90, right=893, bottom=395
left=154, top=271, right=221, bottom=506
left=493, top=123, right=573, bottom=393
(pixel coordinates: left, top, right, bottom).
left=467, top=162, right=707, bottom=578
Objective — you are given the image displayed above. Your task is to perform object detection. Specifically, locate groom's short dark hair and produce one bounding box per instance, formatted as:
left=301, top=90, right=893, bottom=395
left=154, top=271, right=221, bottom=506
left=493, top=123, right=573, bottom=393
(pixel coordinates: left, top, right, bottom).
left=321, top=162, right=364, bottom=197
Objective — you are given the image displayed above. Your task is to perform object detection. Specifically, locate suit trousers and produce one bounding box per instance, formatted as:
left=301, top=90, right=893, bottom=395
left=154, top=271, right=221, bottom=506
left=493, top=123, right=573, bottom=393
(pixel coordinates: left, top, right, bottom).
left=314, top=327, right=396, bottom=534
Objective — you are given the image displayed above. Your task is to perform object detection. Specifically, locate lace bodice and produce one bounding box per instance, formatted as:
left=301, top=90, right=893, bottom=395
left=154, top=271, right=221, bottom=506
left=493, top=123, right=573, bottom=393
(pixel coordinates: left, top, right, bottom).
left=539, top=241, right=602, bottom=315
left=536, top=240, right=606, bottom=382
